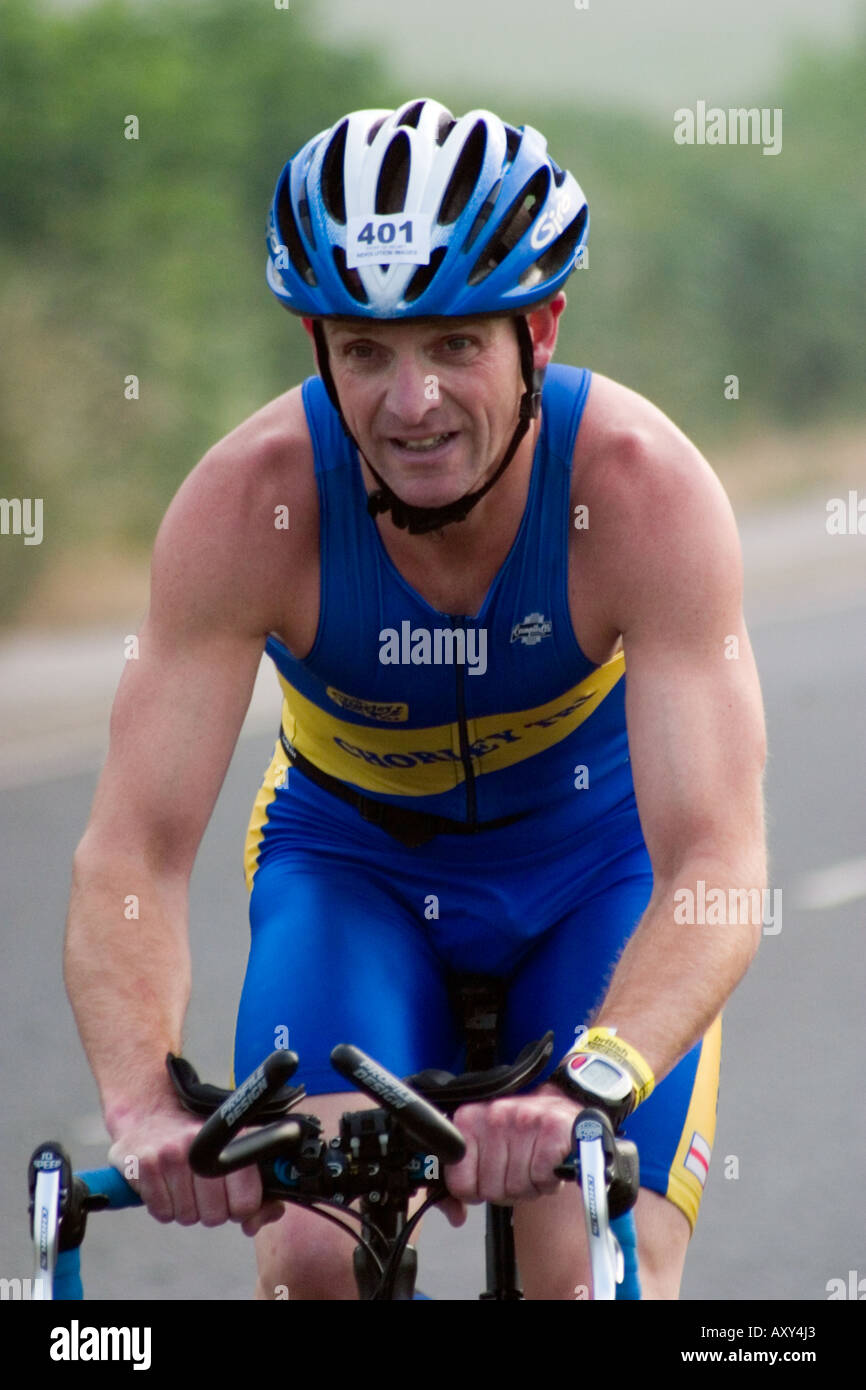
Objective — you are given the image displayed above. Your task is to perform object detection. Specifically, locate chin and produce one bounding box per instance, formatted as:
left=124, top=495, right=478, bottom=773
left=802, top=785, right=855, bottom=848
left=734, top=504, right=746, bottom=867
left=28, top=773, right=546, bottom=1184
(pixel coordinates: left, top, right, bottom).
left=389, top=477, right=472, bottom=511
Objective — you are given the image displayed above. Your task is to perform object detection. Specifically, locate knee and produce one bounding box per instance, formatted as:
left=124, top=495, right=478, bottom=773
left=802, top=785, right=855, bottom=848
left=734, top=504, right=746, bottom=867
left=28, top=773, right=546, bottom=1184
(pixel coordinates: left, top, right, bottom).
left=634, top=1189, right=691, bottom=1300
left=254, top=1203, right=359, bottom=1301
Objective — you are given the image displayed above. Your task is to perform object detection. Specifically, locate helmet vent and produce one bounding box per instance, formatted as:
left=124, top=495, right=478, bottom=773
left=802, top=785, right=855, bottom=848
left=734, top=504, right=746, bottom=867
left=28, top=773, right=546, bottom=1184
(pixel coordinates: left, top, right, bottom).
left=297, top=195, right=316, bottom=250
left=275, top=172, right=317, bottom=287
left=438, top=121, right=487, bottom=225
left=366, top=116, right=388, bottom=145
left=376, top=131, right=411, bottom=214
left=321, top=120, right=349, bottom=223
left=332, top=246, right=369, bottom=304
left=504, top=126, right=522, bottom=166
left=525, top=205, right=588, bottom=285
left=467, top=167, right=550, bottom=286
left=397, top=101, right=426, bottom=129
left=436, top=113, right=457, bottom=146
left=404, top=246, right=447, bottom=302
left=463, top=178, right=502, bottom=251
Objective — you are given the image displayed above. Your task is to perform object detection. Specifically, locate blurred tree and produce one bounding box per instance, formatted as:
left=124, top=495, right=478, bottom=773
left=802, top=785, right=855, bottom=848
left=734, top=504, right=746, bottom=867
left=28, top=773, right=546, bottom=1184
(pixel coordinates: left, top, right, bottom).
left=0, top=0, right=863, bottom=625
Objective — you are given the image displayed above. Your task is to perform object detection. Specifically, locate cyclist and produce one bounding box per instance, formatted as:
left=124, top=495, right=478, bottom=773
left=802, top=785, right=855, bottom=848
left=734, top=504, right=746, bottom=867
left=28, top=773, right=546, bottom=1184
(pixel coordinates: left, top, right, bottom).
left=65, top=99, right=767, bottom=1300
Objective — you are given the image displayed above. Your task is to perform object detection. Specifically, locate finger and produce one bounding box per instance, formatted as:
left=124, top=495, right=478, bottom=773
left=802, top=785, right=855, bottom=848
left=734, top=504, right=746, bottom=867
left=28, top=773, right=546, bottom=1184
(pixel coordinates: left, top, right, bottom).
left=436, top=1194, right=468, bottom=1229
left=161, top=1140, right=203, bottom=1225
left=241, top=1201, right=286, bottom=1238
left=528, top=1107, right=574, bottom=1195
left=444, top=1122, right=480, bottom=1203
left=107, top=1141, right=140, bottom=1193
left=193, top=1174, right=233, bottom=1229
left=474, top=1101, right=510, bottom=1203
left=225, top=1164, right=266, bottom=1226
left=133, top=1148, right=177, bottom=1224
left=503, top=1106, right=542, bottom=1200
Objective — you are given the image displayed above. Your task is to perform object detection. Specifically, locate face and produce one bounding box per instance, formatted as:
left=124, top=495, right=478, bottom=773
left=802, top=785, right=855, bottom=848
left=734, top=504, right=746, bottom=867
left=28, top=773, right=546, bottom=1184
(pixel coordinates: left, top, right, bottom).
left=314, top=300, right=564, bottom=513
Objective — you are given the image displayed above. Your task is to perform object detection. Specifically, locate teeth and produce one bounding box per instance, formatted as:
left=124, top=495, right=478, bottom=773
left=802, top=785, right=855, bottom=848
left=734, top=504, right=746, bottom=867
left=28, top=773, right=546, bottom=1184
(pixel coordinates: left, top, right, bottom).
left=394, top=433, right=451, bottom=451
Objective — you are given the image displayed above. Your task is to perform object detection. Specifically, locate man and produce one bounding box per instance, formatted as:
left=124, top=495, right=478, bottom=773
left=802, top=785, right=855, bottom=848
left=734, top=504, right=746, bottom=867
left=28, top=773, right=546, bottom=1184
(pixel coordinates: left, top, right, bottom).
left=65, top=99, right=766, bottom=1300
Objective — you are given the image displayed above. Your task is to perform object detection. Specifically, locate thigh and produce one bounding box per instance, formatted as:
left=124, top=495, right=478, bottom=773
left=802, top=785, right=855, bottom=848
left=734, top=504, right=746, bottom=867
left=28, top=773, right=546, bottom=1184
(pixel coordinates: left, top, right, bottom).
left=234, top=851, right=464, bottom=1095
left=502, top=849, right=655, bottom=1068
left=512, top=1180, right=691, bottom=1300
left=511, top=1021, right=721, bottom=1297
left=503, top=854, right=722, bottom=1264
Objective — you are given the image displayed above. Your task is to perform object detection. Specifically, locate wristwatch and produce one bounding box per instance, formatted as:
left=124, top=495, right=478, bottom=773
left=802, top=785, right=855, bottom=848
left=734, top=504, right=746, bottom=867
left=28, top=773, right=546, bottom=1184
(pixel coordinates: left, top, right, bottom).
left=549, top=1028, right=655, bottom=1130
left=550, top=1050, right=636, bottom=1129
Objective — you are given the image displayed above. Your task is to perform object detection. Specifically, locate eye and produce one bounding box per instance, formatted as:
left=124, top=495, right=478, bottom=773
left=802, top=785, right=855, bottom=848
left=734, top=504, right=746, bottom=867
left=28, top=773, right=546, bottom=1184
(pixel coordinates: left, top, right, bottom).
left=445, top=336, right=472, bottom=351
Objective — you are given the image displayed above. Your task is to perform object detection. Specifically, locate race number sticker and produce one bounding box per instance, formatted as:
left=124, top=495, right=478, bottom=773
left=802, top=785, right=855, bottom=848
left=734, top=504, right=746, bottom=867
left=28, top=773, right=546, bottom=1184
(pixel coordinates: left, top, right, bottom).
left=346, top=213, right=432, bottom=268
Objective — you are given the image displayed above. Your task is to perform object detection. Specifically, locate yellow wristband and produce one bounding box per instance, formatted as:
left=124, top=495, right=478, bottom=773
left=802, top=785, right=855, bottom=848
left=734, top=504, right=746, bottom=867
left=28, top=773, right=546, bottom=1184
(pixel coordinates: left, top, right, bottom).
left=567, top=1027, right=655, bottom=1108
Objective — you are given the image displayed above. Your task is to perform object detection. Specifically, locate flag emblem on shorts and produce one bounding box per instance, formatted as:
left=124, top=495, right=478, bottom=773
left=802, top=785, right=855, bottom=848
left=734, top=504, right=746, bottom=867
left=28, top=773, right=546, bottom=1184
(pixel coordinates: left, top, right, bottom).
left=684, top=1131, right=711, bottom=1186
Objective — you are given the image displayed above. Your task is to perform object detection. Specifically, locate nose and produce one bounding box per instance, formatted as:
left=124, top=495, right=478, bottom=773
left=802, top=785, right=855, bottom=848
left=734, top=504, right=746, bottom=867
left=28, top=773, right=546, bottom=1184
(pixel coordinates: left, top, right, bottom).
left=382, top=351, right=438, bottom=427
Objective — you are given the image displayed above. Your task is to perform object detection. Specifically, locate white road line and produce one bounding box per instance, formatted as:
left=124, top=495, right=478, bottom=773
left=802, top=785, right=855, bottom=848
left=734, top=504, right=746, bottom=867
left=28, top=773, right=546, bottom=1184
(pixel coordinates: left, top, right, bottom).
left=794, top=857, right=866, bottom=910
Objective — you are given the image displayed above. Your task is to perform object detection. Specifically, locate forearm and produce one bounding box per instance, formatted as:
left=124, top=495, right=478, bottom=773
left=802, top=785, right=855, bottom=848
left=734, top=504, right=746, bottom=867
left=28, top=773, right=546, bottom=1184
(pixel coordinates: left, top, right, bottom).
left=588, top=854, right=766, bottom=1084
left=64, top=848, right=192, bottom=1135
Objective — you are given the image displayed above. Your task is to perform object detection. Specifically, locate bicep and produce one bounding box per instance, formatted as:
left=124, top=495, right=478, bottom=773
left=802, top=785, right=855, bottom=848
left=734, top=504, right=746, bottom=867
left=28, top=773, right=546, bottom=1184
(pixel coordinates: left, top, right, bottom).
left=624, top=620, right=766, bottom=884
left=82, top=472, right=271, bottom=878
left=84, top=617, right=264, bottom=878
left=616, top=458, right=767, bottom=883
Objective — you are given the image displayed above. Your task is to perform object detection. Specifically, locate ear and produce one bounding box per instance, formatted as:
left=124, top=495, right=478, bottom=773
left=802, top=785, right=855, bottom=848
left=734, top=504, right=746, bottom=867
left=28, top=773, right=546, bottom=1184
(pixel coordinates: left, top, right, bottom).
left=526, top=292, right=566, bottom=368
left=548, top=290, right=567, bottom=326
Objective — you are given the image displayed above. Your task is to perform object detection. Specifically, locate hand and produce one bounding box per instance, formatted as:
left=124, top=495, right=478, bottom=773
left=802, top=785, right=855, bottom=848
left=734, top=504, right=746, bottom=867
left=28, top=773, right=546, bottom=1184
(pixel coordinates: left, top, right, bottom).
left=439, top=1086, right=582, bottom=1229
left=107, top=1106, right=285, bottom=1237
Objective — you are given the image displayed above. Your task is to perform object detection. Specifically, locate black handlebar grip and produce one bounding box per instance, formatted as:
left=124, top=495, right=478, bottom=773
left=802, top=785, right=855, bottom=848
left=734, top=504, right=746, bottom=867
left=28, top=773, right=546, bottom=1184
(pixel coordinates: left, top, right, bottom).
left=188, top=1050, right=299, bottom=1177
left=330, top=1044, right=466, bottom=1165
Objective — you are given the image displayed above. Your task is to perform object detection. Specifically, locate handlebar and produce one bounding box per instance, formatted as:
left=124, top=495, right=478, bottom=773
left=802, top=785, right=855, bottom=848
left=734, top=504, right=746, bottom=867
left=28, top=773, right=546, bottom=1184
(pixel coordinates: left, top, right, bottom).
left=188, top=1049, right=306, bottom=1177
left=330, top=1044, right=466, bottom=1164
left=30, top=1039, right=640, bottom=1300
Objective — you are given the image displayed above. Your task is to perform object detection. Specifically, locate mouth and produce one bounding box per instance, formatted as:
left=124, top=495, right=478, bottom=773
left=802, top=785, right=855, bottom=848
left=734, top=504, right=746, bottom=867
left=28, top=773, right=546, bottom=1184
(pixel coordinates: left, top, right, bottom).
left=388, top=431, right=459, bottom=459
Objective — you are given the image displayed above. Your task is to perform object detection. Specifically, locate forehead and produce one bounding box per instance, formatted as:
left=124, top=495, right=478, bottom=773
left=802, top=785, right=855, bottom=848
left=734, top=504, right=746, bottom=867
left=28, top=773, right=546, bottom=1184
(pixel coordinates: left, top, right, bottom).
left=323, top=315, right=507, bottom=341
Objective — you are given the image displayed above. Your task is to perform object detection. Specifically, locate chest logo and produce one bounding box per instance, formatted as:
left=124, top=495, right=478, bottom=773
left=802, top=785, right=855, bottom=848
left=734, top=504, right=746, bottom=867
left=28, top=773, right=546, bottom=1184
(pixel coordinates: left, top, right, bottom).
left=511, top=612, right=553, bottom=646
left=326, top=686, right=409, bottom=723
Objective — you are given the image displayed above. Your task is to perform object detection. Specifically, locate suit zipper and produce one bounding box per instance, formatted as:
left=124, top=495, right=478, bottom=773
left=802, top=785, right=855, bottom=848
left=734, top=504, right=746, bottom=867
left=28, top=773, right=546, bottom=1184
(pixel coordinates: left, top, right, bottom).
left=450, top=614, right=477, bottom=826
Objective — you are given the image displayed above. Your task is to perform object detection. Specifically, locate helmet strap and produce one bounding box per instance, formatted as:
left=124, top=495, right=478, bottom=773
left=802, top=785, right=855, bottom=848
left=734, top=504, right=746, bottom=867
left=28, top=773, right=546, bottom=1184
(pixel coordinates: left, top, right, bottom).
left=311, top=318, right=543, bottom=536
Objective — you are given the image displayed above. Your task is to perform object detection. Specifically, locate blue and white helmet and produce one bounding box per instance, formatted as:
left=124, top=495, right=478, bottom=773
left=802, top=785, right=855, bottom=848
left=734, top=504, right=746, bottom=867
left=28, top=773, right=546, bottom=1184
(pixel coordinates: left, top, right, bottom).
left=266, top=98, right=589, bottom=319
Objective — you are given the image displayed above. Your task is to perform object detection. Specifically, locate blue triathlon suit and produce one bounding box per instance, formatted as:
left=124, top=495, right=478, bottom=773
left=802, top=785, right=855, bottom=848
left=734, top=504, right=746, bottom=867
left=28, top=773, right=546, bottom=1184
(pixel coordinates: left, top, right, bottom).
left=236, top=363, right=720, bottom=1230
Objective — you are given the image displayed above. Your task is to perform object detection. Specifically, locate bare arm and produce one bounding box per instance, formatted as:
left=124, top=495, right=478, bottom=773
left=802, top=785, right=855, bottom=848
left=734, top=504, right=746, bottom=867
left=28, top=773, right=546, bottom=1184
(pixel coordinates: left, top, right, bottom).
left=587, top=419, right=767, bottom=1080
left=444, top=387, right=767, bottom=1224
left=65, top=616, right=263, bottom=1128
left=64, top=422, right=301, bottom=1223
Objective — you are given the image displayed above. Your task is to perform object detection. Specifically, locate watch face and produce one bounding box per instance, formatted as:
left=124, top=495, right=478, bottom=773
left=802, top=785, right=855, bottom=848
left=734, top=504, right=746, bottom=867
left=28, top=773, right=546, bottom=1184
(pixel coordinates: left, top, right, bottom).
left=566, top=1053, right=631, bottom=1101
left=574, top=1057, right=619, bottom=1089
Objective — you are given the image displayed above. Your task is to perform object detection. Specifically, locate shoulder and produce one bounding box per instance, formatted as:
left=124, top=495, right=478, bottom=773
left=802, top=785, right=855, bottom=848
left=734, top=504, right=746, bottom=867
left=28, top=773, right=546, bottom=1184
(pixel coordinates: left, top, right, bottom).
left=150, top=384, right=317, bottom=638
left=570, top=372, right=743, bottom=637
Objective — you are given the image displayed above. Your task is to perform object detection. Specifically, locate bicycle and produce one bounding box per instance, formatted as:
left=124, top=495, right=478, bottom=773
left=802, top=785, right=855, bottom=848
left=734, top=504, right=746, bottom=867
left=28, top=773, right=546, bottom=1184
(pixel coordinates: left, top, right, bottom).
left=28, top=1030, right=641, bottom=1301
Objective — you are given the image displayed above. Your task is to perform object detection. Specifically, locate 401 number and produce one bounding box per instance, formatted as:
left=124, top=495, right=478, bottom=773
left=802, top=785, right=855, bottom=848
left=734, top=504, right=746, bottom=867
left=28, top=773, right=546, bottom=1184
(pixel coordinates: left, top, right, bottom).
left=357, top=220, right=414, bottom=246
